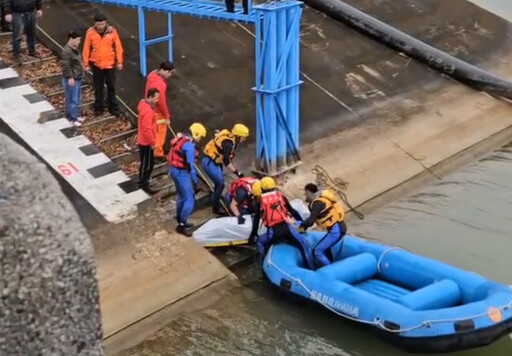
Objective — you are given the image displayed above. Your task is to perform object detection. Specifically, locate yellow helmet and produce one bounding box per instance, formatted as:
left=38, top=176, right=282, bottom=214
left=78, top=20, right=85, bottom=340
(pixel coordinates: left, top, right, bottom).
left=231, top=123, right=249, bottom=138
left=189, top=123, right=207, bottom=141
left=260, top=176, right=276, bottom=191
left=251, top=180, right=262, bottom=197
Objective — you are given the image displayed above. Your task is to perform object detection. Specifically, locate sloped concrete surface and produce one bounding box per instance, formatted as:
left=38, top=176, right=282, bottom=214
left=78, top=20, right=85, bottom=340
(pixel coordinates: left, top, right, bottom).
left=0, top=133, right=103, bottom=355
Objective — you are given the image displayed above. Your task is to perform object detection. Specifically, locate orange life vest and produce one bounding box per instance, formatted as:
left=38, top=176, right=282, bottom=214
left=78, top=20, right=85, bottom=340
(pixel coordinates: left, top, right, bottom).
left=260, top=190, right=290, bottom=228
left=167, top=135, right=197, bottom=169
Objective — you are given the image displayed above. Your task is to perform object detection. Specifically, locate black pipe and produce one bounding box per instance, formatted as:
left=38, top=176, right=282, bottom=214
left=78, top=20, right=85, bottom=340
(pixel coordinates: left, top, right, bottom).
left=305, top=0, right=512, bottom=99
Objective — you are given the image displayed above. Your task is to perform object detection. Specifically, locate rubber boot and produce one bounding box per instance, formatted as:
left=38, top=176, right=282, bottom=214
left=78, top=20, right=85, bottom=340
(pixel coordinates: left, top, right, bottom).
left=175, top=224, right=192, bottom=237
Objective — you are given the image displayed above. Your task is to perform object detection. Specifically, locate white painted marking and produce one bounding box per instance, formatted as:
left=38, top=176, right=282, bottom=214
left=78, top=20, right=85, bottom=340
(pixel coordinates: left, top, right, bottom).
left=0, top=72, right=149, bottom=222
left=0, top=67, right=18, bottom=80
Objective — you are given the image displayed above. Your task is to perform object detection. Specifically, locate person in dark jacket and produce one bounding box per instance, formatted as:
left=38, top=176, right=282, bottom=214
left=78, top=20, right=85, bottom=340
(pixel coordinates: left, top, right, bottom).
left=60, top=30, right=84, bottom=127
left=137, top=88, right=160, bottom=194
left=3, top=0, right=43, bottom=62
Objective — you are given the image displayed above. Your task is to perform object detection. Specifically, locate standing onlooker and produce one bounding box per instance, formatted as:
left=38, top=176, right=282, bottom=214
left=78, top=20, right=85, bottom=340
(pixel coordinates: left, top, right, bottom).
left=137, top=88, right=160, bottom=195
left=60, top=30, right=84, bottom=127
left=82, top=13, right=123, bottom=117
left=144, top=61, right=175, bottom=161
left=225, top=0, right=248, bottom=14
left=2, top=0, right=43, bottom=63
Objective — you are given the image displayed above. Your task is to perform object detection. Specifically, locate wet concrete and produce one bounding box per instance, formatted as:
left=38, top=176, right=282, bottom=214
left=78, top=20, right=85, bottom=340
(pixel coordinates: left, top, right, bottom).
left=341, top=0, right=512, bottom=67
left=39, top=0, right=512, bottom=150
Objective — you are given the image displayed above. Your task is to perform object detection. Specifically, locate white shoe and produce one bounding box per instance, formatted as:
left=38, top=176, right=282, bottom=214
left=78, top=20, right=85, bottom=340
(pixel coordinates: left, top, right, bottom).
left=72, top=121, right=82, bottom=127
left=77, top=117, right=85, bottom=123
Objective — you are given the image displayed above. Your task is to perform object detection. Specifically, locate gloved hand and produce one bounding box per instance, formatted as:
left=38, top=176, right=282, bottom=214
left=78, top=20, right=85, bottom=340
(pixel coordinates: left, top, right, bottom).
left=193, top=182, right=201, bottom=194
left=297, top=223, right=307, bottom=233
left=237, top=215, right=246, bottom=225
left=235, top=170, right=244, bottom=178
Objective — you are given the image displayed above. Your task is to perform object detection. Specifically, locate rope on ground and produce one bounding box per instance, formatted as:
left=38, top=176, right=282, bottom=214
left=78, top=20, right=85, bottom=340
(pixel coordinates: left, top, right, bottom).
left=312, top=165, right=364, bottom=220
left=265, top=245, right=512, bottom=334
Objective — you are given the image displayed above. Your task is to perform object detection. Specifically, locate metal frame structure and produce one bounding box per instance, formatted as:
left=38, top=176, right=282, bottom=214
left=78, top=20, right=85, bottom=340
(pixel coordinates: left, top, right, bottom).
left=253, top=2, right=303, bottom=174
left=82, top=0, right=303, bottom=175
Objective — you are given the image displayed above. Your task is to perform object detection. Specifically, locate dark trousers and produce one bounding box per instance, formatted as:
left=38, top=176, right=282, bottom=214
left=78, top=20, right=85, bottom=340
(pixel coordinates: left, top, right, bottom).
left=1, top=3, right=12, bottom=32
left=91, top=64, right=118, bottom=113
left=258, top=222, right=315, bottom=270
left=12, top=11, right=36, bottom=55
left=138, top=145, right=154, bottom=188
left=225, top=0, right=248, bottom=13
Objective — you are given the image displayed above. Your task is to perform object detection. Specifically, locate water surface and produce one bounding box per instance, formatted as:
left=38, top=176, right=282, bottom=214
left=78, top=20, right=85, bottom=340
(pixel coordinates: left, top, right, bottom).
left=123, top=145, right=512, bottom=356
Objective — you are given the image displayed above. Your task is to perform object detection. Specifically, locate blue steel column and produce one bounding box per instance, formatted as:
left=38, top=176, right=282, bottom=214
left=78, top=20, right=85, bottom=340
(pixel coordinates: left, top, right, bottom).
left=266, top=10, right=277, bottom=173
left=276, top=8, right=286, bottom=169
left=253, top=2, right=302, bottom=174
left=288, top=5, right=301, bottom=164
left=167, top=12, right=174, bottom=63
left=138, top=7, right=147, bottom=77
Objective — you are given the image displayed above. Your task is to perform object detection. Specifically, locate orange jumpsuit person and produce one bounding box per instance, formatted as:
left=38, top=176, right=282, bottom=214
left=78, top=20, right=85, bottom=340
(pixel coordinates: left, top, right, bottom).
left=145, top=61, right=175, bottom=159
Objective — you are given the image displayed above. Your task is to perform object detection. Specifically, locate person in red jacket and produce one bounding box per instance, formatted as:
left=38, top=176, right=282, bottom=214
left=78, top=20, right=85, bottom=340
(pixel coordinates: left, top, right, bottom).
left=144, top=61, right=175, bottom=160
left=137, top=88, right=160, bottom=194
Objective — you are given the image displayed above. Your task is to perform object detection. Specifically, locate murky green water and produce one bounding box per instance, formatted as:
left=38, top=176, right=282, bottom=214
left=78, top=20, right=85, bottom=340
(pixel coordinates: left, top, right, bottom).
left=122, top=144, right=512, bottom=356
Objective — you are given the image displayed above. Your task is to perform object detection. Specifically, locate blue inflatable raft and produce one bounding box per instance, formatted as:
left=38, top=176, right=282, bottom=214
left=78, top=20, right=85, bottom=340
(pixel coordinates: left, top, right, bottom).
left=263, top=233, right=512, bottom=353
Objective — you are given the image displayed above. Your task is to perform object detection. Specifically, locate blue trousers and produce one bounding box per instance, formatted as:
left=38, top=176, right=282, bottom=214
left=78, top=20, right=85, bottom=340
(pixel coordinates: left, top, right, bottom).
left=258, top=222, right=315, bottom=270
left=62, top=78, right=82, bottom=121
left=170, top=167, right=195, bottom=224
left=314, top=222, right=346, bottom=268
left=202, top=156, right=224, bottom=210
left=12, top=11, right=36, bottom=55
left=225, top=193, right=252, bottom=215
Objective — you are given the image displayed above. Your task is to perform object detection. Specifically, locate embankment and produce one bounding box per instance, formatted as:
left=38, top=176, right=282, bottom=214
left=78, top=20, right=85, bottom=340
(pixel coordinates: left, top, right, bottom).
left=283, top=68, right=512, bottom=220
left=96, top=228, right=238, bottom=354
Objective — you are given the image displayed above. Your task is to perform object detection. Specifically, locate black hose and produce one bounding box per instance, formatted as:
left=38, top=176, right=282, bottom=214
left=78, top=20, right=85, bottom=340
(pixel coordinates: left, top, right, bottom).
left=304, top=0, right=512, bottom=99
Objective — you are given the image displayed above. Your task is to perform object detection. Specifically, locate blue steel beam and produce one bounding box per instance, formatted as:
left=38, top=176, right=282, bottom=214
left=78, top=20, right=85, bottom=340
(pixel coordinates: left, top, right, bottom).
left=138, top=7, right=174, bottom=76
left=77, top=0, right=255, bottom=23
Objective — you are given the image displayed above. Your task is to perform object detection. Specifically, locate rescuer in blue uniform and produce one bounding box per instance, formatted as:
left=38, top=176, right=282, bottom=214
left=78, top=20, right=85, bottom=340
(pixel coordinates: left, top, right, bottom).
left=225, top=177, right=260, bottom=224
left=202, top=123, right=249, bottom=215
left=299, top=183, right=347, bottom=268
left=250, top=177, right=315, bottom=269
left=168, top=123, right=207, bottom=236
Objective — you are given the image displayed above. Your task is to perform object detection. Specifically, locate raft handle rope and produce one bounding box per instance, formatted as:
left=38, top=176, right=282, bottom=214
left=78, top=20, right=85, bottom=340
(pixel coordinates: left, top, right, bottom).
left=312, top=165, right=364, bottom=220
left=266, top=245, right=512, bottom=334
left=376, top=246, right=405, bottom=274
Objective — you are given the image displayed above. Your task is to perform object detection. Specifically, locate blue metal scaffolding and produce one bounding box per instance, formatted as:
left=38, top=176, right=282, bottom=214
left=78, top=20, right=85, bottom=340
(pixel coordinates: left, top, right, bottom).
left=81, top=0, right=303, bottom=175
left=253, top=2, right=303, bottom=174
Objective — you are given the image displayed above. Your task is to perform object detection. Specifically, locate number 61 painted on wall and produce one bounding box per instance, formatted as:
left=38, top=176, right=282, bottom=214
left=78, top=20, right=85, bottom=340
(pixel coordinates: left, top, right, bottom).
left=57, top=162, right=79, bottom=176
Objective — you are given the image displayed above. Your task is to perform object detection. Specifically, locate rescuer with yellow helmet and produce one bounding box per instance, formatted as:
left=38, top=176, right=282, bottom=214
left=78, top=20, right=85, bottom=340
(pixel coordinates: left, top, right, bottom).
left=299, top=183, right=346, bottom=268
left=202, top=123, right=249, bottom=215
left=249, top=177, right=315, bottom=269
left=167, top=122, right=207, bottom=236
